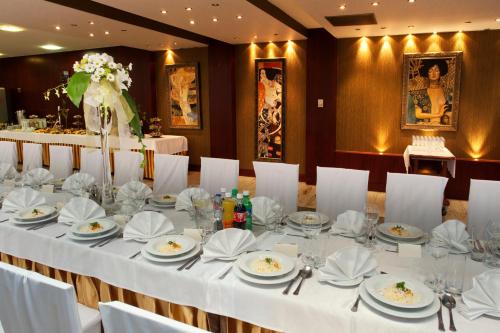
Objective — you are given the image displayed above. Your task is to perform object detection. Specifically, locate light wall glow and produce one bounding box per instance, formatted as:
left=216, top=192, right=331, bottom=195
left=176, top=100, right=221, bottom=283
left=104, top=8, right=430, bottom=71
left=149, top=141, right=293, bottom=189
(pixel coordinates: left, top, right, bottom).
left=285, top=40, right=295, bottom=57
left=165, top=49, right=175, bottom=65
left=453, top=31, right=467, bottom=51
left=0, top=24, right=24, bottom=32
left=356, top=36, right=373, bottom=62
left=266, top=42, right=276, bottom=58
left=426, top=32, right=442, bottom=52
left=403, top=34, right=418, bottom=52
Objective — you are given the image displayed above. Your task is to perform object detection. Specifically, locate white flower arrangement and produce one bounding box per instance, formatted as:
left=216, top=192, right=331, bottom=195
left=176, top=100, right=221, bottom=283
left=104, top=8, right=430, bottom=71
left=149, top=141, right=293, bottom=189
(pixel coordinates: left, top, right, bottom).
left=72, top=53, right=132, bottom=90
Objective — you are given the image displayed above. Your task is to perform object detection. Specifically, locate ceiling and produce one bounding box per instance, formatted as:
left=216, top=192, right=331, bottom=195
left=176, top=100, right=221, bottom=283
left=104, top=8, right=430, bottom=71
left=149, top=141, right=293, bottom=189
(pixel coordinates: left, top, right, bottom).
left=0, top=0, right=499, bottom=58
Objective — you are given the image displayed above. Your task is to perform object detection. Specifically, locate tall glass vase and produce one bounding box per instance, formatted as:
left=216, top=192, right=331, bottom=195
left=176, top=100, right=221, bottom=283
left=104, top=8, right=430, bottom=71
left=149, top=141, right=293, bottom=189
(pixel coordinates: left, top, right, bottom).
left=100, top=105, right=114, bottom=212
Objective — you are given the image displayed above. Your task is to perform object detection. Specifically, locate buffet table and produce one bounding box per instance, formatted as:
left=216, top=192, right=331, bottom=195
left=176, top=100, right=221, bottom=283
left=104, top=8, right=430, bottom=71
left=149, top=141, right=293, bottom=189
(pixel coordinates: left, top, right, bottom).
left=403, top=145, right=456, bottom=178
left=0, top=188, right=497, bottom=333
left=0, top=130, right=188, bottom=179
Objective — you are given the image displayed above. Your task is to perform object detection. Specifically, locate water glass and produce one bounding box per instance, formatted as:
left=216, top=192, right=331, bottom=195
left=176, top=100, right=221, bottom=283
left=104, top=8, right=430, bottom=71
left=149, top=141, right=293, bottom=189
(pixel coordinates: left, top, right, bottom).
left=313, top=233, right=330, bottom=268
left=363, top=204, right=379, bottom=249
left=470, top=231, right=485, bottom=262
left=446, top=253, right=466, bottom=295
left=425, top=243, right=449, bottom=293
left=300, top=212, right=322, bottom=266
left=484, top=237, right=500, bottom=268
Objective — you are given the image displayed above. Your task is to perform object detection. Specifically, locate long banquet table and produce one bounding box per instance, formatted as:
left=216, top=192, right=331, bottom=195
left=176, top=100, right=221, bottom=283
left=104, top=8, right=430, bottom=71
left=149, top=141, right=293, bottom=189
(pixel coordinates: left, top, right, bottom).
left=0, top=130, right=188, bottom=179
left=0, top=188, right=498, bottom=333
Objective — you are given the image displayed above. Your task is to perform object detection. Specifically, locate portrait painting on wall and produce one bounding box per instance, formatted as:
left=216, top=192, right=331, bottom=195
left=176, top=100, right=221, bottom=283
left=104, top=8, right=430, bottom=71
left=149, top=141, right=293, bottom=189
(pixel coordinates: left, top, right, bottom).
left=166, top=63, right=201, bottom=129
left=255, top=58, right=285, bottom=161
left=401, top=52, right=462, bottom=131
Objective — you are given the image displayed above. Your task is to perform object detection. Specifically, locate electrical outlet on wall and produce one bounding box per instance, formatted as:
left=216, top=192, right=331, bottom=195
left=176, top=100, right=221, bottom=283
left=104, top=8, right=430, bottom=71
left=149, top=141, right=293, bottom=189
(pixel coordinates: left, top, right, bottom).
left=317, top=99, right=324, bottom=108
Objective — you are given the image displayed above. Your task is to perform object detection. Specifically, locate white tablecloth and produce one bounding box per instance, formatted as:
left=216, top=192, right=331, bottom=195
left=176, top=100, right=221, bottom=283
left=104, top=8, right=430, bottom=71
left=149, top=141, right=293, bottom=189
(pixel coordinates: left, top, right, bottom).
left=0, top=130, right=188, bottom=154
left=403, top=145, right=456, bottom=178
left=0, top=189, right=498, bottom=333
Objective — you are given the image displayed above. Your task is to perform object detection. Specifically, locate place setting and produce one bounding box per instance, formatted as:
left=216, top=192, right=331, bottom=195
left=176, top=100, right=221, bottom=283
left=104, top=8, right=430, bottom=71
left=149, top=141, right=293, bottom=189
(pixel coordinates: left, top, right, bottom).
left=329, top=210, right=366, bottom=239
left=11, top=205, right=59, bottom=230
left=286, top=211, right=332, bottom=233
left=375, top=223, right=428, bottom=246
left=148, top=193, right=177, bottom=210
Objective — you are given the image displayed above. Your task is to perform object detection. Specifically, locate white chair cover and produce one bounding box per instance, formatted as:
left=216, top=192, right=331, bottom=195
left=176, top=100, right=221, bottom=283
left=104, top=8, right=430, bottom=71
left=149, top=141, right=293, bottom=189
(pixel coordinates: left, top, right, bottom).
left=0, top=262, right=100, bottom=333
left=200, top=157, right=239, bottom=195
left=468, top=179, right=500, bottom=237
left=49, top=145, right=74, bottom=179
left=22, top=142, right=42, bottom=172
left=253, top=161, right=299, bottom=214
left=113, top=150, right=144, bottom=186
left=99, top=301, right=209, bottom=333
left=384, top=172, right=448, bottom=232
left=0, top=141, right=18, bottom=167
left=153, top=153, right=189, bottom=195
left=316, top=167, right=369, bottom=220
left=80, top=148, right=103, bottom=184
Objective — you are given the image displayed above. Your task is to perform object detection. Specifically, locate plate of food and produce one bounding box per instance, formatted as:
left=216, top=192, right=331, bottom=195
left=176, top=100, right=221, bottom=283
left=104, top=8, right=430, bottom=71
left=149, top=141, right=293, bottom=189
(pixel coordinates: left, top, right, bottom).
left=233, top=259, right=300, bottom=285
left=364, top=275, right=434, bottom=309
left=375, top=231, right=427, bottom=245
left=71, top=219, right=117, bottom=237
left=150, top=194, right=177, bottom=206
left=141, top=243, right=201, bottom=263
left=377, top=223, right=424, bottom=241
left=238, top=251, right=295, bottom=278
left=145, top=235, right=196, bottom=257
left=288, top=211, right=330, bottom=225
left=15, top=205, right=57, bottom=221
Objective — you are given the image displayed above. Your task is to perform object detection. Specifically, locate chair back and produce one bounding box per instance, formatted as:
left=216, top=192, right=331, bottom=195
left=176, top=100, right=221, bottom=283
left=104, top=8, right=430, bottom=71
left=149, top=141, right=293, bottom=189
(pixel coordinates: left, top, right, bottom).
left=80, top=148, right=103, bottom=184
left=113, top=150, right=144, bottom=186
left=22, top=142, right=42, bottom=172
left=200, top=157, right=239, bottom=195
left=49, top=145, right=74, bottom=178
left=153, top=153, right=189, bottom=195
left=468, top=179, right=500, bottom=236
left=0, top=141, right=18, bottom=167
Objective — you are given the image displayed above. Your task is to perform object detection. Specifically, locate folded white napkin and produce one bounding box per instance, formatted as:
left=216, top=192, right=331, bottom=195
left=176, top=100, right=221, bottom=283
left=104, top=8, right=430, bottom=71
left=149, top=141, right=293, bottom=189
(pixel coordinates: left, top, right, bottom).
left=58, top=197, right=106, bottom=225
left=318, top=246, right=377, bottom=282
left=432, top=219, right=470, bottom=252
left=123, top=211, right=174, bottom=242
left=22, top=168, right=54, bottom=186
left=1, top=188, right=47, bottom=212
left=201, top=228, right=257, bottom=262
left=330, top=210, right=366, bottom=236
left=62, top=173, right=96, bottom=194
left=0, top=163, right=18, bottom=181
left=251, top=196, right=281, bottom=225
left=175, top=187, right=210, bottom=211
left=460, top=269, right=500, bottom=320
left=116, top=181, right=153, bottom=202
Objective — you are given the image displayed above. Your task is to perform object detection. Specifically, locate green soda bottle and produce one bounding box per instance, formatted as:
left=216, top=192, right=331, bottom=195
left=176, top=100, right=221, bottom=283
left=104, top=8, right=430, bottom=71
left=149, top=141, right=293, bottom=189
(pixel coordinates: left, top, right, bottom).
left=242, top=190, right=253, bottom=231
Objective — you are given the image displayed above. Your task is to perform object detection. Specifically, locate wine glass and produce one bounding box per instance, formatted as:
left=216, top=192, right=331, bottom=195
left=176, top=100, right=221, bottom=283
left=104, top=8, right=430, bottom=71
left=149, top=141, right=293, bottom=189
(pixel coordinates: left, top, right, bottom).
left=300, top=212, right=322, bottom=266
left=270, top=196, right=285, bottom=234
left=363, top=204, right=380, bottom=249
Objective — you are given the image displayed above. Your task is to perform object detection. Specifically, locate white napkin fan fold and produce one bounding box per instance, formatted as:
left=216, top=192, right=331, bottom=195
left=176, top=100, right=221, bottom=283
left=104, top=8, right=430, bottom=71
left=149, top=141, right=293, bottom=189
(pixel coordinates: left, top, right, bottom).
left=1, top=188, right=47, bottom=212
left=123, top=211, right=174, bottom=242
left=58, top=197, right=105, bottom=225
left=201, top=228, right=256, bottom=262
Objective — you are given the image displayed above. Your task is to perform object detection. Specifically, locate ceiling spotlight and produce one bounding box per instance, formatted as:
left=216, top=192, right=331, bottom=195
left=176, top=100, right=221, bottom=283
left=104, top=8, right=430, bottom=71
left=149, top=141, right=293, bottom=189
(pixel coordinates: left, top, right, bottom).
left=104, top=31, right=109, bottom=35
left=355, top=28, right=361, bottom=31
left=237, top=15, right=243, bottom=19
left=55, top=25, right=61, bottom=30
left=496, top=18, right=500, bottom=22
left=212, top=17, right=218, bottom=22
left=465, top=21, right=472, bottom=24
left=174, top=41, right=177, bottom=45
left=89, top=21, right=94, bottom=25
left=0, top=24, right=24, bottom=32
left=371, top=2, right=379, bottom=6
left=89, top=33, right=94, bottom=37
left=211, top=3, right=220, bottom=6
left=408, top=0, right=415, bottom=3
left=161, top=10, right=167, bottom=14
left=253, top=35, right=258, bottom=39
left=274, top=33, right=279, bottom=36
left=121, top=29, right=127, bottom=32
left=189, top=20, right=195, bottom=25
left=40, top=44, right=63, bottom=50
left=339, top=4, right=346, bottom=10
left=380, top=26, right=387, bottom=29
left=408, top=25, right=414, bottom=28
left=185, top=7, right=192, bottom=11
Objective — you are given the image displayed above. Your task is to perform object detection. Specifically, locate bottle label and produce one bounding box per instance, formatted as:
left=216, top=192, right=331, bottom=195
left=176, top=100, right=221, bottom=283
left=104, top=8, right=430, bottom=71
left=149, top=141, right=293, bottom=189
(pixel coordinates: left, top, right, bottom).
left=233, top=212, right=246, bottom=223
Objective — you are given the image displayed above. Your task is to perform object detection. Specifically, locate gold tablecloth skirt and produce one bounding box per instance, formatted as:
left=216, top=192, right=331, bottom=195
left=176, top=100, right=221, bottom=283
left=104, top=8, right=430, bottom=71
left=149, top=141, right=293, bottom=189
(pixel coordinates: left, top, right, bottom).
left=0, top=252, right=278, bottom=333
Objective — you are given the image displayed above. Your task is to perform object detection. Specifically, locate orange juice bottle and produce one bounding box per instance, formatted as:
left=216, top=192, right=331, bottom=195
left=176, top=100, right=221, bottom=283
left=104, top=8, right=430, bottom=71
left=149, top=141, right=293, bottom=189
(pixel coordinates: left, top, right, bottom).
left=222, top=192, right=235, bottom=229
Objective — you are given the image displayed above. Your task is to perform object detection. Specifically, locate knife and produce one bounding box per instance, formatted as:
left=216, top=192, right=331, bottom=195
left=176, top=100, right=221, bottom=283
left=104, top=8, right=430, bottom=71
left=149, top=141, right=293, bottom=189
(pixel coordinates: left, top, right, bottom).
left=437, top=297, right=445, bottom=331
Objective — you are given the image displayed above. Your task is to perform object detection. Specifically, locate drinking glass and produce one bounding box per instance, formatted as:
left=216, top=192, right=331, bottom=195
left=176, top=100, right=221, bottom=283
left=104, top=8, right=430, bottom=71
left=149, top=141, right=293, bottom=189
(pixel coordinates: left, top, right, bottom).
left=363, top=204, right=379, bottom=249
left=425, top=242, right=449, bottom=293
left=484, top=220, right=500, bottom=268
left=313, top=232, right=330, bottom=268
left=300, top=212, right=322, bottom=266
left=446, top=253, right=466, bottom=295
left=198, top=212, right=214, bottom=245
left=470, top=231, right=485, bottom=262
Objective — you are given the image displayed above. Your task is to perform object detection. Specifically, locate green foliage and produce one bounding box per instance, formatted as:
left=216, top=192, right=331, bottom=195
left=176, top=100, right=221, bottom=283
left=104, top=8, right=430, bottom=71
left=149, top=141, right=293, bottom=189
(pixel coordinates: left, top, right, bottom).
left=66, top=72, right=91, bottom=107
left=122, top=90, right=146, bottom=168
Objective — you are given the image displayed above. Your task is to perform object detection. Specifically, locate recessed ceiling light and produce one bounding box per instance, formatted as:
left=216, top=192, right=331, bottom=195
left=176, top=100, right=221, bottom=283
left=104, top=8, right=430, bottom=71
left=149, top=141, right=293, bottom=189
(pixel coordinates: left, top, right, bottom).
left=105, top=31, right=109, bottom=35
left=121, top=29, right=127, bottom=32
left=189, top=20, right=195, bottom=25
left=212, top=17, right=218, bottom=22
left=496, top=18, right=500, bottom=22
left=253, top=35, right=258, bottom=39
left=371, top=2, right=379, bottom=6
left=408, top=0, right=415, bottom=3
left=465, top=21, right=472, bottom=24
left=274, top=33, right=279, bottom=36
left=70, top=24, right=78, bottom=27
left=89, top=33, right=94, bottom=37
left=237, top=15, right=243, bottom=20
left=40, top=44, right=63, bottom=50
left=339, top=4, right=346, bottom=10
left=0, top=25, right=24, bottom=32
left=161, top=10, right=167, bottom=14
left=89, top=21, right=94, bottom=25
left=174, top=41, right=177, bottom=45
left=408, top=25, right=414, bottom=28
left=211, top=3, right=219, bottom=6
left=185, top=7, right=192, bottom=11
left=355, top=28, right=361, bottom=31
left=55, top=25, right=61, bottom=30
left=380, top=26, right=387, bottom=29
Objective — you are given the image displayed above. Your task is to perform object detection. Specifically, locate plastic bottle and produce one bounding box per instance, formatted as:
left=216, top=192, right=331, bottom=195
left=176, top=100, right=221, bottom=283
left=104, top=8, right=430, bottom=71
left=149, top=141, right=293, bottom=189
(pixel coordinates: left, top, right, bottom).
left=213, top=193, right=223, bottom=231
left=233, top=193, right=247, bottom=230
left=242, top=190, right=253, bottom=231
left=222, top=192, right=235, bottom=229
left=231, top=188, right=238, bottom=199
left=220, top=187, right=227, bottom=198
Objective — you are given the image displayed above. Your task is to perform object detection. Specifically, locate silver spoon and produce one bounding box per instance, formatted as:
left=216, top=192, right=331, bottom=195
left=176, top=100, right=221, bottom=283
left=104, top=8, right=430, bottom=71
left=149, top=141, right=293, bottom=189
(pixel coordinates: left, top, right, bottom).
left=442, top=293, right=457, bottom=332
left=293, top=266, right=313, bottom=295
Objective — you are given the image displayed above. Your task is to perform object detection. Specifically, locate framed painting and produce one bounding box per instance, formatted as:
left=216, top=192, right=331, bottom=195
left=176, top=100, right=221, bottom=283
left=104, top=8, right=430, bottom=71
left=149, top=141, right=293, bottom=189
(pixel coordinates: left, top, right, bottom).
left=166, top=63, right=201, bottom=129
left=255, top=58, right=286, bottom=161
left=401, top=51, right=462, bottom=131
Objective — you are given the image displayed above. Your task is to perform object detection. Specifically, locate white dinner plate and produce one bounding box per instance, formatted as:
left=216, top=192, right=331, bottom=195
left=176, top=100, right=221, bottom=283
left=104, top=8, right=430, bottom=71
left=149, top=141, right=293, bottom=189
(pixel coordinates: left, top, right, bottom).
left=232, top=261, right=300, bottom=285
left=15, top=205, right=57, bottom=221
left=71, top=219, right=117, bottom=237
left=141, top=243, right=201, bottom=263
left=11, top=212, right=60, bottom=225
left=288, top=211, right=330, bottom=225
left=145, top=235, right=196, bottom=257
left=359, top=282, right=440, bottom=319
left=377, top=224, right=424, bottom=241
left=238, top=251, right=295, bottom=278
left=150, top=194, right=177, bottom=205
left=67, top=225, right=119, bottom=241
left=375, top=231, right=427, bottom=245
left=364, top=275, right=435, bottom=309
left=325, top=276, right=364, bottom=287
left=288, top=221, right=333, bottom=232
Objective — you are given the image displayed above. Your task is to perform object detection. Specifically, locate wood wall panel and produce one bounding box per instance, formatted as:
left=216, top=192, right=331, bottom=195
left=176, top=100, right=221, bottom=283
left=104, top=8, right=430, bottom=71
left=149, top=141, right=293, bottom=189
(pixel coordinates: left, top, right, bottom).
left=235, top=41, right=307, bottom=172
left=336, top=30, right=500, bottom=160
left=154, top=48, right=211, bottom=167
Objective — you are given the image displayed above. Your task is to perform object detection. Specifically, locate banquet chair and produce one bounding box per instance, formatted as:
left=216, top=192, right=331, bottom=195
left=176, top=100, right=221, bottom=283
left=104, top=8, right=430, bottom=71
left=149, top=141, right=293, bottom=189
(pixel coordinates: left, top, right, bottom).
left=253, top=161, right=299, bottom=214
left=80, top=147, right=103, bottom=184
left=384, top=172, right=448, bottom=232
left=0, top=141, right=18, bottom=168
left=0, top=262, right=101, bottom=333
left=153, top=153, right=189, bottom=194
left=99, top=301, right=209, bottom=333
left=22, top=142, right=42, bottom=172
left=200, top=157, right=239, bottom=195
left=113, top=150, right=144, bottom=186
left=316, top=166, right=369, bottom=220
left=49, top=145, right=74, bottom=178
left=468, top=179, right=500, bottom=237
